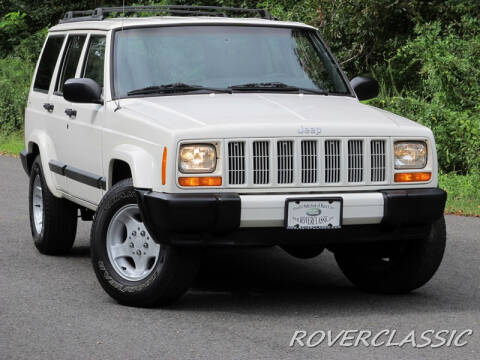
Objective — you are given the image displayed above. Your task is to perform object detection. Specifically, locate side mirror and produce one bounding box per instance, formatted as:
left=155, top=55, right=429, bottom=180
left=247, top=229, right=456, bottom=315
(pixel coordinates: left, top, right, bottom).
left=63, top=78, right=102, bottom=104
left=350, top=76, right=379, bottom=101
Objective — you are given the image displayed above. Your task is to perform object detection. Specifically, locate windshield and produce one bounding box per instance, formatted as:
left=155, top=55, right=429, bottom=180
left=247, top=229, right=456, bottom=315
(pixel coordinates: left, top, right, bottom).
left=113, top=26, right=350, bottom=98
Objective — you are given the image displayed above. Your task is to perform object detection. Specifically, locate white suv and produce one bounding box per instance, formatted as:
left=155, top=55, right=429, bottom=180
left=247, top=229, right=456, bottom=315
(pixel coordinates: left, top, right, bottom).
left=20, top=6, right=447, bottom=307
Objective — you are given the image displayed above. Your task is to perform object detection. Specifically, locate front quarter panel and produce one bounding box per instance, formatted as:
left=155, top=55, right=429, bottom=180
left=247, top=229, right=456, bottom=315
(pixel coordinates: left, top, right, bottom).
left=102, top=102, right=174, bottom=191
left=108, top=144, right=158, bottom=189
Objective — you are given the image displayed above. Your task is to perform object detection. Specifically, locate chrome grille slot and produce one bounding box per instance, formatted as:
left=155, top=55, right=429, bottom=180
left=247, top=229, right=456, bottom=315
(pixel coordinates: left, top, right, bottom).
left=227, top=141, right=245, bottom=185
left=348, top=140, right=363, bottom=182
left=301, top=140, right=318, bottom=183
left=325, top=140, right=341, bottom=183
left=253, top=141, right=270, bottom=184
left=371, top=140, right=386, bottom=182
left=277, top=141, right=294, bottom=184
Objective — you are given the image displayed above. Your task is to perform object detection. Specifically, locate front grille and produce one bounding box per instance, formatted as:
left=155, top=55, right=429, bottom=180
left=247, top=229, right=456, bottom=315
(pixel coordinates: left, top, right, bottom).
left=348, top=140, right=363, bottom=183
left=277, top=141, right=294, bottom=184
left=227, top=141, right=245, bottom=185
left=252, top=141, right=270, bottom=184
left=325, top=140, right=341, bottom=183
left=371, top=140, right=386, bottom=182
left=301, top=140, right=318, bottom=183
left=226, top=138, right=389, bottom=187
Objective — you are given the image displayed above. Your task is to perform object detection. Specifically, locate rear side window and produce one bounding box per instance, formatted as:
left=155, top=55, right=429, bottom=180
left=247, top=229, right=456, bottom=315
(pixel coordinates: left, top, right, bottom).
left=82, top=35, right=106, bottom=86
left=33, top=36, right=65, bottom=93
left=55, top=35, right=87, bottom=94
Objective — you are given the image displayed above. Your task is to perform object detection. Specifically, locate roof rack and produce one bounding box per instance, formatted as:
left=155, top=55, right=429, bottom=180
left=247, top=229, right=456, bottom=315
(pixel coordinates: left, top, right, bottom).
left=59, top=5, right=275, bottom=24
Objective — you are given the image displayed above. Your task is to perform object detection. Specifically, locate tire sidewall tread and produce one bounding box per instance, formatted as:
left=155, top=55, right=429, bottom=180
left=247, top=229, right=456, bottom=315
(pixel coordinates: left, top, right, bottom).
left=29, top=156, right=77, bottom=255
left=334, top=216, right=447, bottom=294
left=91, top=179, right=200, bottom=307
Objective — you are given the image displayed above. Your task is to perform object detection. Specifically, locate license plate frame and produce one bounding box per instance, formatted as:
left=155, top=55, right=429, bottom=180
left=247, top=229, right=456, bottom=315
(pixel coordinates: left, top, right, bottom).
left=284, top=197, right=343, bottom=230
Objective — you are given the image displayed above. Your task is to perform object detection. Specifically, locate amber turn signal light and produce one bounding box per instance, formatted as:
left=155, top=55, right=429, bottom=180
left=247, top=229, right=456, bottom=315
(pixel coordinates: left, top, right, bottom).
left=178, top=176, right=222, bottom=187
left=162, top=147, right=167, bottom=185
left=394, top=172, right=431, bottom=182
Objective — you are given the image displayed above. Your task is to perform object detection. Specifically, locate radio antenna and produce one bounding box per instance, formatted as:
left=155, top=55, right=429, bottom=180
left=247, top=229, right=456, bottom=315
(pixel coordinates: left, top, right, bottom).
left=114, top=0, right=125, bottom=112
left=121, top=0, right=125, bottom=31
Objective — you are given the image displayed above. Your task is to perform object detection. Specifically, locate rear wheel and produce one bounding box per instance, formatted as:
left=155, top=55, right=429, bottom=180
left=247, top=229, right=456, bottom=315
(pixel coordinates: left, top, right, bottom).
left=29, top=156, right=77, bottom=255
left=91, top=179, right=201, bottom=307
left=334, top=216, right=446, bottom=294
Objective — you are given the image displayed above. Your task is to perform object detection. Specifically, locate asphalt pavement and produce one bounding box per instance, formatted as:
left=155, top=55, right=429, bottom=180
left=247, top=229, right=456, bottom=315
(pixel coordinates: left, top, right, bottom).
left=0, top=155, right=479, bottom=360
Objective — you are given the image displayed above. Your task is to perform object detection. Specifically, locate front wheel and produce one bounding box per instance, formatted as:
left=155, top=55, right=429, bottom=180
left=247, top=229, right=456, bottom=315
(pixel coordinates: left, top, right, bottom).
left=91, top=179, right=200, bottom=307
left=334, top=216, right=446, bottom=294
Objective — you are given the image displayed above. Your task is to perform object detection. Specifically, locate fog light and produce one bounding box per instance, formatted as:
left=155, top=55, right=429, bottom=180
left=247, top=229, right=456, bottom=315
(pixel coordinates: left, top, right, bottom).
left=179, top=177, right=222, bottom=187
left=394, top=172, right=431, bottom=182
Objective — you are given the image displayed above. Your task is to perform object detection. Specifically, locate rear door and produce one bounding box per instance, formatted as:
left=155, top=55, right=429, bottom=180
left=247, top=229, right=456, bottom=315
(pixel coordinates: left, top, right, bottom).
left=26, top=34, right=66, bottom=190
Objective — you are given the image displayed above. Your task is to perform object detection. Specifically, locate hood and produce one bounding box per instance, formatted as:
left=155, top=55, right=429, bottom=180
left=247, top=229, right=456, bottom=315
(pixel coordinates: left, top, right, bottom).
left=118, top=93, right=429, bottom=139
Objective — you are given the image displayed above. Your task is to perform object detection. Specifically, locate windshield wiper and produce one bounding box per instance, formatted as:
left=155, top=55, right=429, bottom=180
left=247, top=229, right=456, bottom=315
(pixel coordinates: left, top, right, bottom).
left=229, top=82, right=329, bottom=95
left=127, top=83, right=232, bottom=96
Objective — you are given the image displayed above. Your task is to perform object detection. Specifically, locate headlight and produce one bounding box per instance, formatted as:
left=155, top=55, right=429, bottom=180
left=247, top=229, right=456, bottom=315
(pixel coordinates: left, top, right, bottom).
left=179, top=144, right=217, bottom=173
left=394, top=141, right=427, bottom=169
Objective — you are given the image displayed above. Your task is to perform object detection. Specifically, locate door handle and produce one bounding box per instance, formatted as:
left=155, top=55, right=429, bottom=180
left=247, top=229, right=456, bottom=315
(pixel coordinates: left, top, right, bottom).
left=65, top=108, right=77, bottom=118
left=43, top=103, right=54, bottom=112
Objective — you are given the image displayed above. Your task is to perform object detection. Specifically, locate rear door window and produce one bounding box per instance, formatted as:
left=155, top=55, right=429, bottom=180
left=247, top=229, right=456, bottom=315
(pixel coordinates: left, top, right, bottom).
left=55, top=34, right=87, bottom=94
left=82, top=35, right=106, bottom=87
left=33, top=35, right=65, bottom=93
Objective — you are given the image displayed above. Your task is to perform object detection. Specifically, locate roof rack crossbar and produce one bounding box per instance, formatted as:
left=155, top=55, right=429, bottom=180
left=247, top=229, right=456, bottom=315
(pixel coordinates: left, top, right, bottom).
left=59, top=5, right=274, bottom=24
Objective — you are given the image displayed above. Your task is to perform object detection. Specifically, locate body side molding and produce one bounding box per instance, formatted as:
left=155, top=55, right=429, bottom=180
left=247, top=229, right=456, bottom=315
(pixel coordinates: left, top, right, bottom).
left=48, top=160, right=106, bottom=190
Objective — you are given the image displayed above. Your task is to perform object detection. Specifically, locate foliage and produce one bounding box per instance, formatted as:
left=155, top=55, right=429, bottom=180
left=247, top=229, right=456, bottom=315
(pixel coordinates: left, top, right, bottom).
left=2, top=1, right=103, bottom=32
left=0, top=11, right=29, bottom=57
left=383, top=19, right=480, bottom=110
left=0, top=27, right=45, bottom=134
left=370, top=16, right=480, bottom=174
left=439, top=172, right=480, bottom=217
left=371, top=96, right=480, bottom=174
left=0, top=131, right=23, bottom=156
left=0, top=0, right=479, bottom=176
left=0, top=55, right=35, bottom=133
left=14, top=27, right=48, bottom=63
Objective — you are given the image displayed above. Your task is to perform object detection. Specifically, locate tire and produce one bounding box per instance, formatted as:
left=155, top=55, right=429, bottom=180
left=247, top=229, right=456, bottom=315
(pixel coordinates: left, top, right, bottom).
left=91, top=179, right=200, bottom=307
left=281, top=245, right=325, bottom=259
left=29, top=155, right=77, bottom=255
left=334, top=216, right=446, bottom=294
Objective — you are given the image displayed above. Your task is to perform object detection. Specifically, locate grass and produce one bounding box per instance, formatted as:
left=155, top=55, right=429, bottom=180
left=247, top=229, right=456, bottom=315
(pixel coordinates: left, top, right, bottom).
left=0, top=131, right=23, bottom=156
left=1, top=131, right=478, bottom=216
left=439, top=172, right=480, bottom=217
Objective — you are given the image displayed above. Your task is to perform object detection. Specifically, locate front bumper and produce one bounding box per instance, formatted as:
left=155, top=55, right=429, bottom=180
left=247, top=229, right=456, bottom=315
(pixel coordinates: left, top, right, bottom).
left=136, top=188, right=446, bottom=246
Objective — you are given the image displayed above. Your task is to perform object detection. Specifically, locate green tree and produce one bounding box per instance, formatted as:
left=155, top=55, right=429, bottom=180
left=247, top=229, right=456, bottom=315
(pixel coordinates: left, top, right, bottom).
left=0, top=12, right=28, bottom=57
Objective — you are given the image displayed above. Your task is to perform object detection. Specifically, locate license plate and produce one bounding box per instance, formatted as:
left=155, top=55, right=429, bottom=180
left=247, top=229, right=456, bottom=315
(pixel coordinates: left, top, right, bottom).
left=285, top=198, right=342, bottom=230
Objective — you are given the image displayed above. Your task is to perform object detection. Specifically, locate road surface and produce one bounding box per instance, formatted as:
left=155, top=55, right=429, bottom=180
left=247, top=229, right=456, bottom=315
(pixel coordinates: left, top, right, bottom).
left=1, top=156, right=479, bottom=359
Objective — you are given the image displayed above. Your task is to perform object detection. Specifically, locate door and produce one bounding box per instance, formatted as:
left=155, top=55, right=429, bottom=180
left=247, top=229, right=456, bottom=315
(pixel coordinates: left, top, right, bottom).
left=27, top=34, right=67, bottom=190
left=63, top=33, right=106, bottom=205
left=48, top=33, right=88, bottom=193
left=48, top=32, right=105, bottom=205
